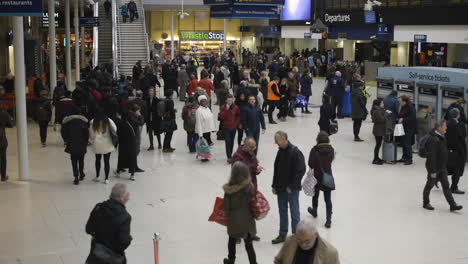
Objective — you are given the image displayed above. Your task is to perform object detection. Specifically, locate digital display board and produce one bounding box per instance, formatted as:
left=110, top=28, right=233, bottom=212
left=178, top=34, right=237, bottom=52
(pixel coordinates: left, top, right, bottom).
left=280, top=0, right=311, bottom=21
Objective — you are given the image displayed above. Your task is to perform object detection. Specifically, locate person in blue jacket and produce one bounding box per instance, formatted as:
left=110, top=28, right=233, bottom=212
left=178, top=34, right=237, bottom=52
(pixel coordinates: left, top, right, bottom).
left=328, top=71, right=345, bottom=119
left=383, top=90, right=400, bottom=121
left=241, top=95, right=266, bottom=154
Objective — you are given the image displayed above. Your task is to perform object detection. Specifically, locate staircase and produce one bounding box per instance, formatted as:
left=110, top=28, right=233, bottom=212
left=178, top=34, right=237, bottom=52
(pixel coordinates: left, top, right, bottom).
left=98, top=3, right=113, bottom=66
left=115, top=0, right=150, bottom=77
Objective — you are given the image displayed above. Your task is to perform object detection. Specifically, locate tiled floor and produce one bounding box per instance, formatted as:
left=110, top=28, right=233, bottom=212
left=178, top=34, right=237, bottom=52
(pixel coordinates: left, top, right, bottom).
left=0, top=80, right=467, bottom=264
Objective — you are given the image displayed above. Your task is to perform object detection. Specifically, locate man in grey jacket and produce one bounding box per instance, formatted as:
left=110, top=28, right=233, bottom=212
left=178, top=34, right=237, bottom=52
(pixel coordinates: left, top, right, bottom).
left=177, top=64, right=190, bottom=102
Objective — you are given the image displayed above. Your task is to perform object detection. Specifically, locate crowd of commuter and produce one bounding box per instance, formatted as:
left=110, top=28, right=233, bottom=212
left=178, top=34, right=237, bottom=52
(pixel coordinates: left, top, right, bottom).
left=0, top=47, right=466, bottom=264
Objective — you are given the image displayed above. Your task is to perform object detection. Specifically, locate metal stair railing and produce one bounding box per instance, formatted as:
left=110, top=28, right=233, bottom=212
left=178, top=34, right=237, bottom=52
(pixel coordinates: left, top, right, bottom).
left=112, top=0, right=119, bottom=79
left=140, top=0, right=150, bottom=63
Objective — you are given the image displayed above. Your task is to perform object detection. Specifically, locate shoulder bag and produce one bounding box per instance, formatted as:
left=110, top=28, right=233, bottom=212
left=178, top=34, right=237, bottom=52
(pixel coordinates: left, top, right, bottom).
left=314, top=150, right=335, bottom=189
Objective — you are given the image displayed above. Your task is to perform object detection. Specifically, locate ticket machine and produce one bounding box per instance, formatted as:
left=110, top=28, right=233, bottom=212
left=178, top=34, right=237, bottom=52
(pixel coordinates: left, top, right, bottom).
left=440, top=85, right=466, bottom=120
left=376, top=77, right=394, bottom=99
left=395, top=80, right=415, bottom=99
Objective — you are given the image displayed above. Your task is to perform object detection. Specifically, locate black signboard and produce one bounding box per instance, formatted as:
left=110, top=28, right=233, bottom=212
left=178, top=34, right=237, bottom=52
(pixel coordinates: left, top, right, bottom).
left=419, top=87, right=437, bottom=96
left=0, top=0, right=42, bottom=16
left=79, top=17, right=99, bottom=28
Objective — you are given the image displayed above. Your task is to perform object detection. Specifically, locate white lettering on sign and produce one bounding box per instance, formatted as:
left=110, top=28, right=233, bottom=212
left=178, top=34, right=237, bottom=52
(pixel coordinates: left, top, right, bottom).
left=324, top=13, right=351, bottom=23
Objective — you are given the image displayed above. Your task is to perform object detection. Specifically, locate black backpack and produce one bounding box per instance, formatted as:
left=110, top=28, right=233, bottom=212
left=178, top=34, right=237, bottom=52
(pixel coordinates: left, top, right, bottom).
left=418, top=135, right=429, bottom=158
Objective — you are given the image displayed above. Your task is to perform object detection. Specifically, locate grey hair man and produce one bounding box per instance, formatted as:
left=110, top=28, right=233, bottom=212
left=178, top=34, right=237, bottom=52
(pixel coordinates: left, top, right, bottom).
left=274, top=218, right=340, bottom=264
left=86, top=183, right=133, bottom=263
left=423, top=120, right=463, bottom=211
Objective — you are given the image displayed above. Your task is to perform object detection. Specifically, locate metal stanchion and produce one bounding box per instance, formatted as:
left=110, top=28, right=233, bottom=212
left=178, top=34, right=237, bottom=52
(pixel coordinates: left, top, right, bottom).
left=153, top=233, right=161, bottom=264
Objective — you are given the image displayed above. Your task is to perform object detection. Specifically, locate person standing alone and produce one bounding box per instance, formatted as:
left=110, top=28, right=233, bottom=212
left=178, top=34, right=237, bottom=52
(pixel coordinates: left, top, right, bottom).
left=271, top=131, right=306, bottom=244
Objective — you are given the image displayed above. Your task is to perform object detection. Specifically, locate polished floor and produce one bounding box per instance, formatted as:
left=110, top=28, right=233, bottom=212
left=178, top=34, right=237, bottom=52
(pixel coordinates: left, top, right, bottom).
left=0, top=80, right=467, bottom=264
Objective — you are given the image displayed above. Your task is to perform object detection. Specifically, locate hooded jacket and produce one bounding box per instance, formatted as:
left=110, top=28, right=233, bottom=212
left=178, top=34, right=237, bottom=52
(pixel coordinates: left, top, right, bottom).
left=308, top=144, right=335, bottom=191
left=223, top=178, right=256, bottom=239
left=86, top=199, right=132, bottom=259
left=231, top=146, right=259, bottom=188
left=350, top=86, right=368, bottom=120
left=61, top=115, right=89, bottom=155
left=272, top=142, right=306, bottom=192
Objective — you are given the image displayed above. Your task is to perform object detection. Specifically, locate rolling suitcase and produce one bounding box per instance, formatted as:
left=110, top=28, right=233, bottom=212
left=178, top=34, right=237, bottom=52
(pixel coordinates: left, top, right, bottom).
left=382, top=141, right=396, bottom=163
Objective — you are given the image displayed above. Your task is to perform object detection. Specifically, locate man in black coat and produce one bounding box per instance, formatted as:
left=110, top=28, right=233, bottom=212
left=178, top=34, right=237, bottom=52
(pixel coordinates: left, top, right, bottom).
left=445, top=98, right=467, bottom=125
left=0, top=109, right=12, bottom=181
left=145, top=87, right=162, bottom=150
left=140, top=67, right=161, bottom=98
left=423, top=120, right=463, bottom=211
left=446, top=108, right=466, bottom=194
left=328, top=71, right=345, bottom=119
left=86, top=183, right=133, bottom=264
left=127, top=0, right=138, bottom=22
left=271, top=131, right=306, bottom=244
left=241, top=95, right=266, bottom=153
left=398, top=95, right=416, bottom=165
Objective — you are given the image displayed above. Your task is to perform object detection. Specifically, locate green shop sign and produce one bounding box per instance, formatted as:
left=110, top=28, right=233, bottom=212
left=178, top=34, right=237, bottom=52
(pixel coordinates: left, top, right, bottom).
left=180, top=31, right=225, bottom=41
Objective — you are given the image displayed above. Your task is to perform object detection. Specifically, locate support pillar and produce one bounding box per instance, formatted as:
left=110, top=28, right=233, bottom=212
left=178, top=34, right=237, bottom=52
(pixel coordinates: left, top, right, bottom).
left=65, top=0, right=72, bottom=89
left=171, top=10, right=174, bottom=60
left=48, top=0, right=57, bottom=93
left=12, top=17, right=30, bottom=181
left=74, top=0, right=80, bottom=81
left=80, top=0, right=86, bottom=67
left=223, top=19, right=227, bottom=52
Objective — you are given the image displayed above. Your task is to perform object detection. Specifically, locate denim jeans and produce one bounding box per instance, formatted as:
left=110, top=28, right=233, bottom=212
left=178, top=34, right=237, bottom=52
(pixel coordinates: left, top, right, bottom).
left=277, top=190, right=300, bottom=236
left=223, top=128, right=237, bottom=159
left=187, top=132, right=197, bottom=153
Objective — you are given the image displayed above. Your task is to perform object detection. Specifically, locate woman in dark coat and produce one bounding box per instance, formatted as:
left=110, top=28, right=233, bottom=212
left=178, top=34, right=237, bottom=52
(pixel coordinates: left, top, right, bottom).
left=318, top=94, right=335, bottom=135
left=161, top=91, right=178, bottom=152
left=145, top=88, right=162, bottom=150
left=116, top=110, right=138, bottom=181
left=350, top=80, right=368, bottom=142
left=235, top=91, right=248, bottom=146
left=61, top=107, right=89, bottom=185
left=307, top=131, right=335, bottom=228
left=371, top=98, right=386, bottom=165
left=446, top=108, right=466, bottom=194
left=223, top=161, right=257, bottom=264
left=300, top=69, right=313, bottom=114
left=164, top=65, right=179, bottom=97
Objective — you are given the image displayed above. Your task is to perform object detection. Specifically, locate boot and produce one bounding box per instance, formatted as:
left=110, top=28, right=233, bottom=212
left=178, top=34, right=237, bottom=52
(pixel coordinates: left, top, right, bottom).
left=325, top=211, right=332, bottom=228
left=223, top=258, right=235, bottom=264
left=307, top=207, right=317, bottom=218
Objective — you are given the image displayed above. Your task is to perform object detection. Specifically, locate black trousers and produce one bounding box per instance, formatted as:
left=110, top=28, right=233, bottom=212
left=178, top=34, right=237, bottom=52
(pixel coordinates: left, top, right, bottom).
left=203, top=132, right=213, bottom=145
left=148, top=125, right=161, bottom=148
left=312, top=188, right=333, bottom=220
left=353, top=119, right=363, bottom=138
left=228, top=234, right=256, bottom=264
left=70, top=153, right=85, bottom=179
left=129, top=10, right=136, bottom=22
left=278, top=99, right=288, bottom=118
left=451, top=166, right=464, bottom=190
left=39, top=121, right=49, bottom=143
left=423, top=170, right=456, bottom=206
left=237, top=128, right=244, bottom=146
left=268, top=100, right=277, bottom=123
left=0, top=147, right=6, bottom=178
left=95, top=153, right=111, bottom=180
left=223, top=128, right=237, bottom=159
left=262, top=100, right=268, bottom=113
left=332, top=95, right=343, bottom=118
left=401, top=133, right=413, bottom=162
left=374, top=136, right=383, bottom=160
left=163, top=131, right=173, bottom=149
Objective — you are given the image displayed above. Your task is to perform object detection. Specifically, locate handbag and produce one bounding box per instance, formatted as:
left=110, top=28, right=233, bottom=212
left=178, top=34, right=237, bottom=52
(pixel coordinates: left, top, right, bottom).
left=329, top=119, right=338, bottom=135
left=110, top=126, right=119, bottom=148
left=196, top=137, right=212, bottom=159
left=302, top=169, right=317, bottom=197
left=250, top=189, right=270, bottom=220
left=161, top=119, right=177, bottom=133
left=394, top=123, right=405, bottom=137
left=314, top=150, right=335, bottom=189
left=208, top=197, right=227, bottom=226
left=89, top=242, right=125, bottom=264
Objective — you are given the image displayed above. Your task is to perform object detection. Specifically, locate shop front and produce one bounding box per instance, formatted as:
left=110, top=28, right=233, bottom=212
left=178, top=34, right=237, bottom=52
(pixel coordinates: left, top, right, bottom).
left=179, top=31, right=226, bottom=59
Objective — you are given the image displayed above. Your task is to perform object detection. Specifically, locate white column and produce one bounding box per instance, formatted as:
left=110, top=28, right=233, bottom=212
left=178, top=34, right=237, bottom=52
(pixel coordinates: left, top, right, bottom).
left=48, top=0, right=57, bottom=93
left=223, top=19, right=227, bottom=53
left=65, top=0, right=72, bottom=89
left=74, top=0, right=80, bottom=81
left=171, top=10, right=174, bottom=60
left=12, top=17, right=30, bottom=181
left=80, top=0, right=86, bottom=67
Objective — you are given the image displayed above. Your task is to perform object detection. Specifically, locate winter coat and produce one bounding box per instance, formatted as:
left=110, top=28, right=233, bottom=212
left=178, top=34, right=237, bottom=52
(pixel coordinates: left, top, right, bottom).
left=35, top=97, right=52, bottom=122
left=318, top=103, right=335, bottom=134
left=164, top=69, right=178, bottom=91
left=55, top=97, right=75, bottom=124
left=219, top=104, right=240, bottom=130
left=61, top=115, right=89, bottom=155
left=223, top=178, right=257, bottom=239
left=89, top=119, right=117, bottom=154
left=308, top=144, right=335, bottom=191
left=116, top=118, right=137, bottom=170
left=198, top=78, right=215, bottom=97
left=274, top=235, right=340, bottom=264
left=287, top=78, right=299, bottom=98
left=231, top=146, right=259, bottom=188
left=446, top=119, right=466, bottom=176
left=272, top=142, right=306, bottom=193
left=371, top=106, right=386, bottom=137
left=86, top=199, right=132, bottom=263
left=140, top=73, right=161, bottom=92
left=181, top=102, right=197, bottom=132
left=399, top=103, right=417, bottom=135
left=0, top=110, right=12, bottom=149
left=213, top=71, right=225, bottom=90
left=187, top=78, right=199, bottom=96
left=383, top=94, right=399, bottom=121
left=145, top=97, right=162, bottom=134
left=300, top=74, right=312, bottom=96
left=259, top=78, right=269, bottom=100
left=127, top=1, right=137, bottom=11
left=425, top=130, right=448, bottom=174
left=328, top=76, right=345, bottom=97
left=445, top=103, right=468, bottom=125
left=177, top=69, right=190, bottom=90
left=416, top=110, right=432, bottom=137
left=350, top=87, right=368, bottom=120
left=195, top=106, right=216, bottom=136
left=241, top=104, right=266, bottom=135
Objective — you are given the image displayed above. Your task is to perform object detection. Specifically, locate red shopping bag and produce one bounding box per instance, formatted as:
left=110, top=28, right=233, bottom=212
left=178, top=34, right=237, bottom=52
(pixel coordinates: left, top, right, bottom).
left=208, top=197, right=228, bottom=226
left=250, top=190, right=270, bottom=220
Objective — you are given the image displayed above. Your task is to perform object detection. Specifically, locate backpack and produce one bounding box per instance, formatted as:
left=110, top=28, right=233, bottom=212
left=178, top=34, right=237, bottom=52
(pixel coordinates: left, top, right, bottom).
left=418, top=135, right=428, bottom=158
left=157, top=100, right=166, bottom=118
left=36, top=100, right=49, bottom=121
left=186, top=106, right=197, bottom=128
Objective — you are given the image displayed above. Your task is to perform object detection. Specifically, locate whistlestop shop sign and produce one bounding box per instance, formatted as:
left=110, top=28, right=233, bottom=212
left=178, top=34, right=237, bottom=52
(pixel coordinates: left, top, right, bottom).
left=0, top=0, right=42, bottom=16
left=180, top=31, right=225, bottom=41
